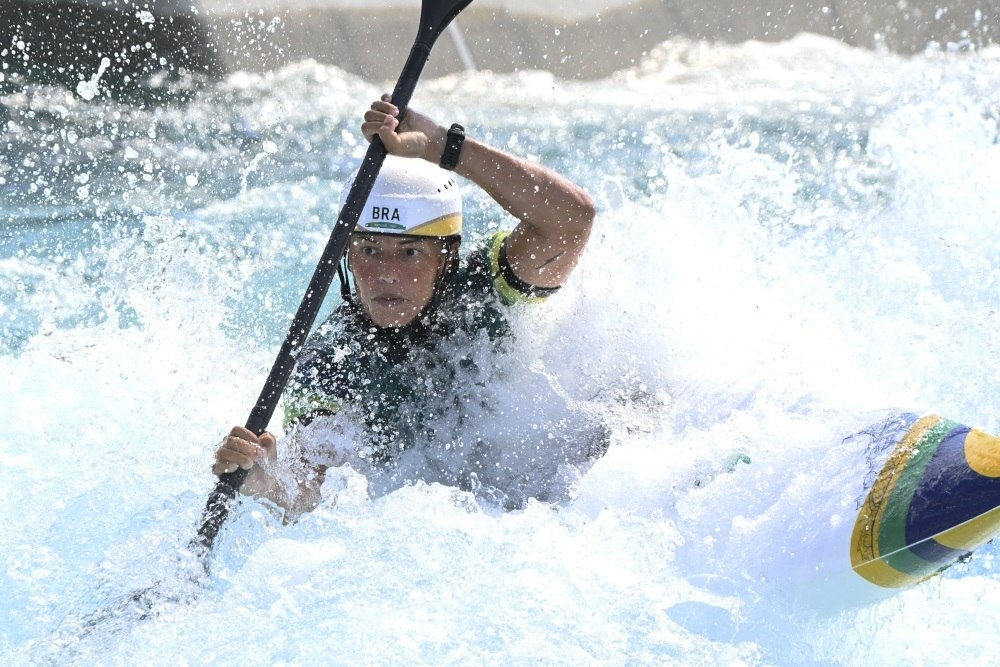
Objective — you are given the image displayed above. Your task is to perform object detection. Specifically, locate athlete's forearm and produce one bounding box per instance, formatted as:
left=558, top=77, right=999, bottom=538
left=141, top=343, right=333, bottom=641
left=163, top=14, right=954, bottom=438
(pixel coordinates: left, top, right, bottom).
left=452, top=137, right=595, bottom=242
left=421, top=128, right=594, bottom=287
left=238, top=464, right=322, bottom=517
left=237, top=465, right=284, bottom=503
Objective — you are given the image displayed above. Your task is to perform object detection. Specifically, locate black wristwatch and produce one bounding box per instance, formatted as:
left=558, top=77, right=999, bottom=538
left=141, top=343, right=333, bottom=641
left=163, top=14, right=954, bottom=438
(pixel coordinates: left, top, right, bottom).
left=439, top=123, right=465, bottom=171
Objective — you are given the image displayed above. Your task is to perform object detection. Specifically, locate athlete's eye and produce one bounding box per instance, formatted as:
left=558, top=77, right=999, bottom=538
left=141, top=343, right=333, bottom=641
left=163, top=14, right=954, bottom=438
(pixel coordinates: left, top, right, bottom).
left=404, top=247, right=421, bottom=257
left=361, top=246, right=379, bottom=256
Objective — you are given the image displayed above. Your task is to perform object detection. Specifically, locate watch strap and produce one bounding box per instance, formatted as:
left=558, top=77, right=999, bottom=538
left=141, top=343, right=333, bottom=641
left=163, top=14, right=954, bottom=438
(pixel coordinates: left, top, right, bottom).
left=439, top=123, right=465, bottom=171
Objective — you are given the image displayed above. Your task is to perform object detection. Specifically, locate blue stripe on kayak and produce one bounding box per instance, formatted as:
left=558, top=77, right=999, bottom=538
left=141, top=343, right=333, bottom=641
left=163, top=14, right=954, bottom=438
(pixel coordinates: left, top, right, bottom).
left=906, top=425, right=1000, bottom=563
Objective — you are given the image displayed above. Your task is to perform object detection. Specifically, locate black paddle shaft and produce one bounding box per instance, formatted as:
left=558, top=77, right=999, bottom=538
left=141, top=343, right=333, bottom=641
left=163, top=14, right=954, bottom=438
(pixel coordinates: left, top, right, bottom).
left=195, top=0, right=475, bottom=552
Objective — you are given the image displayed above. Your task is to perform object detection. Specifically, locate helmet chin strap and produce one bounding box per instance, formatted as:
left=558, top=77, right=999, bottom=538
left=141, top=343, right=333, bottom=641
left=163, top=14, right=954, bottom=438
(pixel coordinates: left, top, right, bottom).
left=418, top=236, right=462, bottom=326
left=337, top=258, right=354, bottom=304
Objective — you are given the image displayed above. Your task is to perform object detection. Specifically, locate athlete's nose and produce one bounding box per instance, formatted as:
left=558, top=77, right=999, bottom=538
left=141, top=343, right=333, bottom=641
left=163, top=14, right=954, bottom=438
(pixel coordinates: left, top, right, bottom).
left=377, top=259, right=402, bottom=283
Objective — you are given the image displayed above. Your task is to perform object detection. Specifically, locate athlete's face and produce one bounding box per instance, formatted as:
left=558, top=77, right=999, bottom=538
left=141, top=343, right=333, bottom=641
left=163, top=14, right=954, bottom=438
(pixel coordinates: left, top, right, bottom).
left=348, top=234, right=447, bottom=328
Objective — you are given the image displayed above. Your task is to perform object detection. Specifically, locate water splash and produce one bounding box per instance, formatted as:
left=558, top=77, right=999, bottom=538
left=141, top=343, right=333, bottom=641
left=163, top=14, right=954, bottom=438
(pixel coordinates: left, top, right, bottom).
left=2, top=38, right=999, bottom=665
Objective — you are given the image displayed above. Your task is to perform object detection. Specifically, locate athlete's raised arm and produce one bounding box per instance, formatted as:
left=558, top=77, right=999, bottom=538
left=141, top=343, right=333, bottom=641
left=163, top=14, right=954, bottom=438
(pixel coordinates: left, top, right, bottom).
left=364, top=94, right=595, bottom=289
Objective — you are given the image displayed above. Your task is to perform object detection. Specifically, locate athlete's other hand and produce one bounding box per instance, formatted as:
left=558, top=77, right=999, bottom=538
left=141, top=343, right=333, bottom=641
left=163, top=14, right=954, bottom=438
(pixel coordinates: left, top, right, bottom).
left=212, top=426, right=277, bottom=476
left=361, top=93, right=446, bottom=164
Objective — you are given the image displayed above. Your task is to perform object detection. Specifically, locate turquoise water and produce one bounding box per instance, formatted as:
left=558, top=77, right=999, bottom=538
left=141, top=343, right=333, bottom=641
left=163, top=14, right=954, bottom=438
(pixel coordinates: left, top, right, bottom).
left=2, top=35, right=999, bottom=665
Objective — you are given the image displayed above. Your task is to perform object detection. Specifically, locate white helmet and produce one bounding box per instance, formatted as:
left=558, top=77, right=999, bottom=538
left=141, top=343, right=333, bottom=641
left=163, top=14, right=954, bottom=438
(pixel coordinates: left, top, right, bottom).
left=342, top=155, right=462, bottom=238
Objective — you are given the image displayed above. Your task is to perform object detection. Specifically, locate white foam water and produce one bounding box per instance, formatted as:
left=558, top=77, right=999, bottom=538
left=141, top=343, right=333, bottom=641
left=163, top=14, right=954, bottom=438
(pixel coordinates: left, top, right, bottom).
left=2, top=35, right=999, bottom=665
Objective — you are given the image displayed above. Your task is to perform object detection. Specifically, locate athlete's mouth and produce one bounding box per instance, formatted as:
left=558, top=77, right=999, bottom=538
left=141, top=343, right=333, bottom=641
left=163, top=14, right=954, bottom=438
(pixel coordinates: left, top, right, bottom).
left=373, top=294, right=407, bottom=307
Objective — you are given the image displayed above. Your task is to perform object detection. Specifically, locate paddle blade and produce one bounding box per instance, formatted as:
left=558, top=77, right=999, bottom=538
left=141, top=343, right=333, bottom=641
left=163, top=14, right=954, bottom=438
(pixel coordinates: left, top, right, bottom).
left=420, top=0, right=476, bottom=40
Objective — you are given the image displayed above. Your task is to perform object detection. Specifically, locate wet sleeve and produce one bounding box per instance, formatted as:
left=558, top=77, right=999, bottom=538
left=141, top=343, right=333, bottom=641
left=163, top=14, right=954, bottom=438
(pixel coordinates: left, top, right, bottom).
left=486, top=230, right=561, bottom=306
left=282, top=329, right=348, bottom=428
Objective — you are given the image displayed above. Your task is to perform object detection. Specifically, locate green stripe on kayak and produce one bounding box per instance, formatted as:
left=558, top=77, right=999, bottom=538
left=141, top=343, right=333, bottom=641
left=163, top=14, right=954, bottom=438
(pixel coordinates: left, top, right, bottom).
left=879, top=417, right=959, bottom=575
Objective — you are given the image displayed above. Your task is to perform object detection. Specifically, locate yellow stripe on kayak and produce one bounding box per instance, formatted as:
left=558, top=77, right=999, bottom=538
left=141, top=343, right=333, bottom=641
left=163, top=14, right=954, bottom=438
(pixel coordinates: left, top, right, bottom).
left=965, top=428, right=1000, bottom=478
left=850, top=414, right=943, bottom=587
left=934, top=505, right=1000, bottom=551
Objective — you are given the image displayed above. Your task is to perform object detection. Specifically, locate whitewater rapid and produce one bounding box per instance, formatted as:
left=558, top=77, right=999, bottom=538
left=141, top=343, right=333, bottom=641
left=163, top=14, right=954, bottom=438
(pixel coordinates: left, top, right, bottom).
left=2, top=35, right=999, bottom=665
